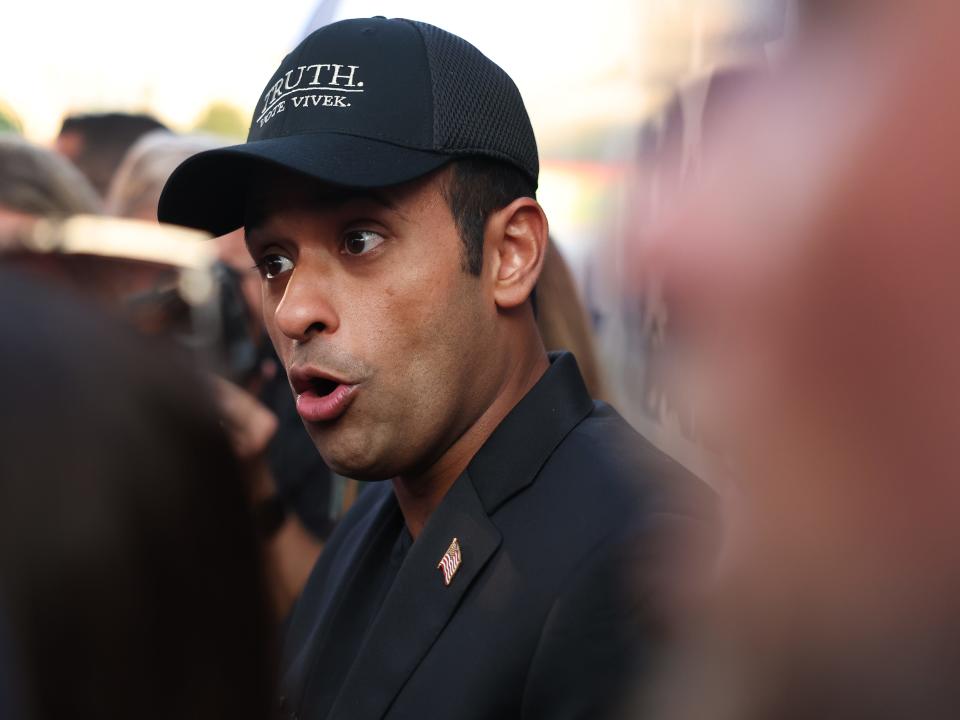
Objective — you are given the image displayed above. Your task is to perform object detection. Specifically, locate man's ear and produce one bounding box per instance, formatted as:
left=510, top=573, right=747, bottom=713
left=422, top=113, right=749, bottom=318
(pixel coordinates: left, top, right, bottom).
left=485, top=197, right=548, bottom=310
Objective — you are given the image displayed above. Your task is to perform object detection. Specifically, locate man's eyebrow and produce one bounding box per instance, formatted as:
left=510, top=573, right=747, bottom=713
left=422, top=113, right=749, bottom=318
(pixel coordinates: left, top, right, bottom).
left=243, top=225, right=266, bottom=244
left=242, top=186, right=407, bottom=235
left=243, top=208, right=282, bottom=246
left=319, top=188, right=402, bottom=214
left=243, top=216, right=270, bottom=242
left=243, top=194, right=270, bottom=236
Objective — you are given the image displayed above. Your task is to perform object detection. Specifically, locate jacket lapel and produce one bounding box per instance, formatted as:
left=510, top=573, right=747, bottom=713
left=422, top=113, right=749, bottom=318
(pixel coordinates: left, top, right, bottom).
left=282, top=487, right=399, bottom=709
left=469, top=351, right=594, bottom=513
left=328, top=472, right=501, bottom=720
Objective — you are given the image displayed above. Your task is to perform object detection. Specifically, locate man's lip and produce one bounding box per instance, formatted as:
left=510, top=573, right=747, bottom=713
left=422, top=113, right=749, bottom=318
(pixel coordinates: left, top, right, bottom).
left=287, top=366, right=354, bottom=395
left=295, top=382, right=358, bottom=423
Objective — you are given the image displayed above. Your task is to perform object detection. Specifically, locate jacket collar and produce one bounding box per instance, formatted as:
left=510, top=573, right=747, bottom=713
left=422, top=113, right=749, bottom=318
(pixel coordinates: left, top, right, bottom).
left=467, top=351, right=595, bottom=514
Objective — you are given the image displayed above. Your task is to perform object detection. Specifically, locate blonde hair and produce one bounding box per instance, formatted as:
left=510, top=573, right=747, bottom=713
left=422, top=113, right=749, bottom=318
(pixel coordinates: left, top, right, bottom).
left=105, top=131, right=225, bottom=221
left=536, top=241, right=607, bottom=400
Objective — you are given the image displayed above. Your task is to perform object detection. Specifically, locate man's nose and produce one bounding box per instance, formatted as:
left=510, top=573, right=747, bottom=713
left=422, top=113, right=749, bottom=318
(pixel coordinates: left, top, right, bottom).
left=273, top=265, right=340, bottom=342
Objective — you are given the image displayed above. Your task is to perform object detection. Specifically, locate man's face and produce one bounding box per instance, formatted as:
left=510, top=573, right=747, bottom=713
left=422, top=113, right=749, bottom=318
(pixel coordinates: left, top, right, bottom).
left=245, top=167, right=498, bottom=480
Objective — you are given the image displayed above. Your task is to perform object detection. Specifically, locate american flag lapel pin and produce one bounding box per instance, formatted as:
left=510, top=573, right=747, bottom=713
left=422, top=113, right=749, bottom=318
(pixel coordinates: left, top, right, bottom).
left=437, top=537, right=462, bottom=587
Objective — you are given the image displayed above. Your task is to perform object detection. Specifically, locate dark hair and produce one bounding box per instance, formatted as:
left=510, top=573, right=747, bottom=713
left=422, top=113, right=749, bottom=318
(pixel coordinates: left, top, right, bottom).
left=441, top=157, right=536, bottom=275
left=58, top=112, right=169, bottom=197
left=0, top=272, right=273, bottom=720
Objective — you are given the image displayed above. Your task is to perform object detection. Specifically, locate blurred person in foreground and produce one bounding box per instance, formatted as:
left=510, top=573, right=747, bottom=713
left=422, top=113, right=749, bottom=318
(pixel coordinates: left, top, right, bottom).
left=1, top=131, right=321, bottom=619
left=0, top=611, right=20, bottom=720
left=55, top=111, right=167, bottom=197
left=107, top=129, right=335, bottom=614
left=0, top=270, right=273, bottom=720
left=643, top=0, right=960, bottom=717
left=159, top=17, right=712, bottom=720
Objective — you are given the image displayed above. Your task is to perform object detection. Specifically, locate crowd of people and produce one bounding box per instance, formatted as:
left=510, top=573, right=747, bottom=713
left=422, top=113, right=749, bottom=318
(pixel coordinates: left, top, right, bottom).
left=2, top=2, right=959, bottom=719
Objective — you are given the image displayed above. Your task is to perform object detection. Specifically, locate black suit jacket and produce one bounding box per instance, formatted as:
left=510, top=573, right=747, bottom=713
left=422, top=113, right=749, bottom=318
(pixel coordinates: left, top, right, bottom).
left=279, top=352, right=710, bottom=720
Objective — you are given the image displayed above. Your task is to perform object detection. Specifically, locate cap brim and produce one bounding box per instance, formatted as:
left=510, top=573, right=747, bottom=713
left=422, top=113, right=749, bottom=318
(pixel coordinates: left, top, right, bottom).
left=157, top=134, right=453, bottom=236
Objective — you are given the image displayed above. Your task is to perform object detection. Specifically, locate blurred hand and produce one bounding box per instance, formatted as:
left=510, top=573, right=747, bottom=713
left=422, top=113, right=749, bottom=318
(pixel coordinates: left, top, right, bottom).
left=211, top=375, right=278, bottom=462
left=210, top=374, right=324, bottom=620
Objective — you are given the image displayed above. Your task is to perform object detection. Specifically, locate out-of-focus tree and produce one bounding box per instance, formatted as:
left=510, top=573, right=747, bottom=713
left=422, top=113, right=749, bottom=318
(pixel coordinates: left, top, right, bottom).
left=0, top=102, right=23, bottom=134
left=193, top=102, right=247, bottom=139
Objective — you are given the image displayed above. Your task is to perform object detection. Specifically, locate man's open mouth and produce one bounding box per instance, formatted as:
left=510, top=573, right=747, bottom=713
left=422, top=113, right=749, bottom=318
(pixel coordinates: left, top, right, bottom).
left=288, top=367, right=359, bottom=424
left=310, top=376, right=339, bottom=398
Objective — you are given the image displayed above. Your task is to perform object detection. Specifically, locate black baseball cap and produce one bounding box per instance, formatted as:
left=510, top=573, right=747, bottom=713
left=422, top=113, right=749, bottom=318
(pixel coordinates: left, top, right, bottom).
left=158, top=17, right=539, bottom=236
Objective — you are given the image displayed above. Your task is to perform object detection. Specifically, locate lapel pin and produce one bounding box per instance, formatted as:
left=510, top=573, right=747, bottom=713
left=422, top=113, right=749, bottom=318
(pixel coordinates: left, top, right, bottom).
left=437, top=537, right=462, bottom=587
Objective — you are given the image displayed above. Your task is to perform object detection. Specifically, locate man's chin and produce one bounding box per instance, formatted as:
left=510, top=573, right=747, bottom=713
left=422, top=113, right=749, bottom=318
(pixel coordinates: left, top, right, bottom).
left=324, top=455, right=391, bottom=482
left=305, top=416, right=415, bottom=481
left=310, top=436, right=394, bottom=482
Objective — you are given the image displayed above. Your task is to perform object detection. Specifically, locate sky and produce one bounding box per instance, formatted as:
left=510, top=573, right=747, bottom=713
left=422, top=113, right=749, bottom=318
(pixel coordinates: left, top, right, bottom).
left=1, top=0, right=750, bottom=144
left=1, top=0, right=318, bottom=140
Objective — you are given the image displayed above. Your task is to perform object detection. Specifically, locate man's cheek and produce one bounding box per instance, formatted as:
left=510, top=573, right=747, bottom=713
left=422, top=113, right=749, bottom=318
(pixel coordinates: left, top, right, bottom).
left=370, top=285, right=441, bottom=350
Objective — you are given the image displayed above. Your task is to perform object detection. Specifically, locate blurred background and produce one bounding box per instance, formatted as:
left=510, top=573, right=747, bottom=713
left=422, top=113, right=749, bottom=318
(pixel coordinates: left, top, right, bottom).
left=0, top=0, right=796, bottom=442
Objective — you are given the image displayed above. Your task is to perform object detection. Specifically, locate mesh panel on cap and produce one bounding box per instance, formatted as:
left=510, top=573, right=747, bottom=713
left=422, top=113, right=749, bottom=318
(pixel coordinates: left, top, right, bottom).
left=406, top=20, right=539, bottom=186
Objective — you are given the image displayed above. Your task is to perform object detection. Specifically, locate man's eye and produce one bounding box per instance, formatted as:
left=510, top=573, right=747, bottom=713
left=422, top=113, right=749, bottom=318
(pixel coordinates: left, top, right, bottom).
left=342, top=230, right=385, bottom=257
left=257, top=254, right=294, bottom=279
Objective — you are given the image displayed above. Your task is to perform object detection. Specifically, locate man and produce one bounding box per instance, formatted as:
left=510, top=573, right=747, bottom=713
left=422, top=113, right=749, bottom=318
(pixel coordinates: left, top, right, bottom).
left=55, top=112, right=167, bottom=198
left=159, top=17, right=710, bottom=720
